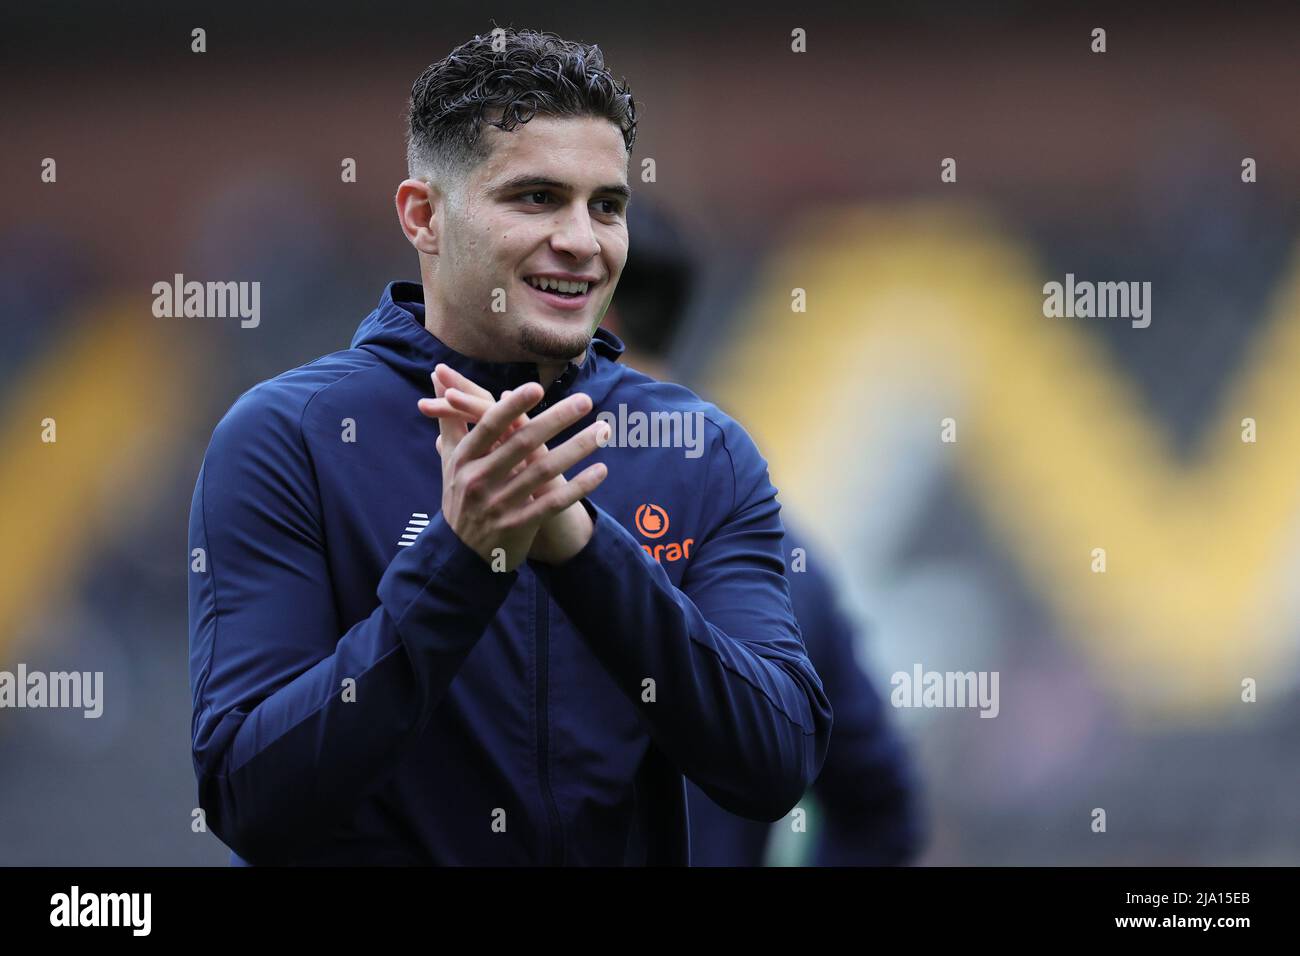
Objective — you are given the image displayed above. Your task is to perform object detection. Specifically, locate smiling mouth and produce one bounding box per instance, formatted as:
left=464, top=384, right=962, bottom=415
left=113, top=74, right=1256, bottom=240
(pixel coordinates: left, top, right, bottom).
left=524, top=275, right=594, bottom=295
left=521, top=276, right=595, bottom=311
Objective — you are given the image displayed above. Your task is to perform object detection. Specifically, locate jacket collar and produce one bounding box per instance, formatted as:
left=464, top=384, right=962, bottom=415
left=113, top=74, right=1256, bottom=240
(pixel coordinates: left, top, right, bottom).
left=352, top=280, right=625, bottom=406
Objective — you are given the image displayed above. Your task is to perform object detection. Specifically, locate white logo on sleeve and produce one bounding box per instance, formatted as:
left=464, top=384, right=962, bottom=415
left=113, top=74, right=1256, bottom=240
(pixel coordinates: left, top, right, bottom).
left=398, top=512, right=430, bottom=547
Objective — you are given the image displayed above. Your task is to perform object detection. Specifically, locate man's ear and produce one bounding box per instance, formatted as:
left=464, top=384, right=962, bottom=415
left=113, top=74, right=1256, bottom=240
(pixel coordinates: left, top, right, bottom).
left=395, top=179, right=441, bottom=255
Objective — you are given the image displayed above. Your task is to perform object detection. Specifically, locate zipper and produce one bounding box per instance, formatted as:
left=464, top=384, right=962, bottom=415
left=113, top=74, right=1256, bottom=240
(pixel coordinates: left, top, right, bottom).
left=534, top=574, right=565, bottom=864
left=533, top=369, right=571, bottom=863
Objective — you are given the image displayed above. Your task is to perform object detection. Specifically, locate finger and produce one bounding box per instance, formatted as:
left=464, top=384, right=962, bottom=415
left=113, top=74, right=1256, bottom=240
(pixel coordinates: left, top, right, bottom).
left=434, top=363, right=495, bottom=402
left=440, top=388, right=494, bottom=421
left=477, top=391, right=594, bottom=482
left=436, top=386, right=549, bottom=480
left=514, top=462, right=608, bottom=526
left=494, top=419, right=610, bottom=509
left=493, top=410, right=543, bottom=479
left=442, top=390, right=533, bottom=443
left=456, top=382, right=545, bottom=461
left=418, top=397, right=479, bottom=423
left=505, top=442, right=544, bottom=480
left=425, top=390, right=533, bottom=473
left=430, top=374, right=468, bottom=451
left=478, top=394, right=531, bottom=468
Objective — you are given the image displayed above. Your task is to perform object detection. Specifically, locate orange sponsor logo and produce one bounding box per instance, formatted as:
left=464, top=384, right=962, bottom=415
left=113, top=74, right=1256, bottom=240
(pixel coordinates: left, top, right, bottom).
left=634, top=504, right=693, bottom=563
left=635, top=503, right=669, bottom=538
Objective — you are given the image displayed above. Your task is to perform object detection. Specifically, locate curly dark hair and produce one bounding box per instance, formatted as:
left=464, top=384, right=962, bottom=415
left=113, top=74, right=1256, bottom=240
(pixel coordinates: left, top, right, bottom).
left=405, top=27, right=638, bottom=183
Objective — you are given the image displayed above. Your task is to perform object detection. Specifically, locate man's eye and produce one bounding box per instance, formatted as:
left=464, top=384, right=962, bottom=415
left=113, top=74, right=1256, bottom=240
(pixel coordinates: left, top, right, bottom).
left=521, top=191, right=551, bottom=204
left=596, top=200, right=625, bottom=216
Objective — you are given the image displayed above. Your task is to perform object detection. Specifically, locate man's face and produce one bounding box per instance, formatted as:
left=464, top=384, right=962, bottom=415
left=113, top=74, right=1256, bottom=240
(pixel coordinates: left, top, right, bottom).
left=433, top=113, right=631, bottom=363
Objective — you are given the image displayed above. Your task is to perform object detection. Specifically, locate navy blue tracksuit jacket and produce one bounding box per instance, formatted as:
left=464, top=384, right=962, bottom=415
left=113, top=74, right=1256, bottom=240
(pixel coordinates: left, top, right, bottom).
left=187, top=280, right=833, bottom=865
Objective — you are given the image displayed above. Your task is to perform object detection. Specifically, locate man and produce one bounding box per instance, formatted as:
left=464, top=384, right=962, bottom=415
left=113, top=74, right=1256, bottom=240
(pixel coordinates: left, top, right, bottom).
left=605, top=199, right=924, bottom=865
left=187, top=28, right=832, bottom=865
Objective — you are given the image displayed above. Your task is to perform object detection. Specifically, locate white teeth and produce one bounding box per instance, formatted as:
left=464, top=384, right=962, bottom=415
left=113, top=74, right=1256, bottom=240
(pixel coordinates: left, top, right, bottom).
left=527, top=276, right=589, bottom=295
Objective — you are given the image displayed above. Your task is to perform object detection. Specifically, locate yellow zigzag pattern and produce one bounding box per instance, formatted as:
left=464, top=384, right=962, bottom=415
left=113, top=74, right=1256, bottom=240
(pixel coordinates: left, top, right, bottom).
left=712, top=204, right=1300, bottom=720
left=0, top=301, right=197, bottom=660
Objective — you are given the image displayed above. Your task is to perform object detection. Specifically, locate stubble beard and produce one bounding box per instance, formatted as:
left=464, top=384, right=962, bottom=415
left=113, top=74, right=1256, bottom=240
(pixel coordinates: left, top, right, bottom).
left=517, top=316, right=595, bottom=363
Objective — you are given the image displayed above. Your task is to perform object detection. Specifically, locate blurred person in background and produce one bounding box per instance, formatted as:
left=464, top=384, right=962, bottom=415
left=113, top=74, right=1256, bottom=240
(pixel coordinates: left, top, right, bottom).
left=604, top=198, right=925, bottom=865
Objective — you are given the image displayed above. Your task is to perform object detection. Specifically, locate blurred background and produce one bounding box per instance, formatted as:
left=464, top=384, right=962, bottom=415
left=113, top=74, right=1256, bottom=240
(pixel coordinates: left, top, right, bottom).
left=1, top=0, right=1298, bottom=864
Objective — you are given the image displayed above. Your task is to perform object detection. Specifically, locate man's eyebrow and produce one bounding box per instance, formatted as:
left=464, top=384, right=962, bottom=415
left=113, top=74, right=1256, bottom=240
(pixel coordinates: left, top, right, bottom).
left=495, top=175, right=631, bottom=201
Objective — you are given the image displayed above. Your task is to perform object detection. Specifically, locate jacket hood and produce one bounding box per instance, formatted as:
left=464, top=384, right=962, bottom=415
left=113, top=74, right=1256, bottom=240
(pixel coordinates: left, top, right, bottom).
left=352, top=280, right=625, bottom=406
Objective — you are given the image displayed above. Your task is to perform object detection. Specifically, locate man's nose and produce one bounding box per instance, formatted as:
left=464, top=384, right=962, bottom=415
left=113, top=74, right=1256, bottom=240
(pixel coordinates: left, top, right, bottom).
left=549, top=202, right=601, bottom=260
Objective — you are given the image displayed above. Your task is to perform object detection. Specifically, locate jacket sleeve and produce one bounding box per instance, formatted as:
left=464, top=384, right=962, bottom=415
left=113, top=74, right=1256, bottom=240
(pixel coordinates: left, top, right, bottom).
left=188, top=385, right=516, bottom=863
left=783, top=543, right=925, bottom=865
left=531, top=419, right=833, bottom=822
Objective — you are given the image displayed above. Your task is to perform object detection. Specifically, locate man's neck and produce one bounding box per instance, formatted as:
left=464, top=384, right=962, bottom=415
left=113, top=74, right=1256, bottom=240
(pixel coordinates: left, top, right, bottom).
left=536, top=353, right=585, bottom=391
